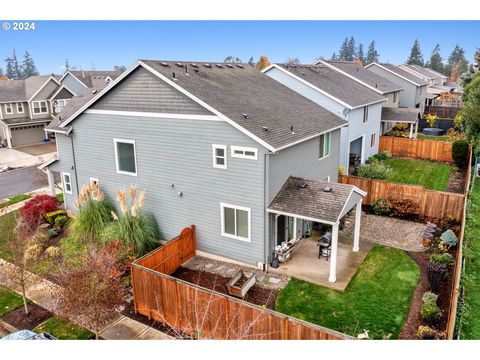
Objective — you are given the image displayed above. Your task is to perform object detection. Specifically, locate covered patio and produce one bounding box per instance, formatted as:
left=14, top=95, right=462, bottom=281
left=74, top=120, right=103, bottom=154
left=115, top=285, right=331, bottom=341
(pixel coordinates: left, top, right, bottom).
left=267, top=176, right=367, bottom=291
left=381, top=107, right=420, bottom=139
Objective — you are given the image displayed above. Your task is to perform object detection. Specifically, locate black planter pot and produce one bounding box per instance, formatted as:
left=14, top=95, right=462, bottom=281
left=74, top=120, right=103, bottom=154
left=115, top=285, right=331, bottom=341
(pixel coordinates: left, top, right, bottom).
left=422, top=128, right=444, bottom=136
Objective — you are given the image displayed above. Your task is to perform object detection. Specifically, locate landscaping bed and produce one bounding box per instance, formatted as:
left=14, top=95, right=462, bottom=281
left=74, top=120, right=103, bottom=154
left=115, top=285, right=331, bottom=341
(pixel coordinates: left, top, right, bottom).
left=172, top=267, right=278, bottom=310
left=1, top=303, right=52, bottom=331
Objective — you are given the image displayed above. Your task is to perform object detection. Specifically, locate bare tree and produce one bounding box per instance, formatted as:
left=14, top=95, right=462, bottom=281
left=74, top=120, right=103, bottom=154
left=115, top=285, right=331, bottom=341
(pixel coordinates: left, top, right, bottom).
left=286, top=57, right=300, bottom=65
left=54, top=241, right=127, bottom=339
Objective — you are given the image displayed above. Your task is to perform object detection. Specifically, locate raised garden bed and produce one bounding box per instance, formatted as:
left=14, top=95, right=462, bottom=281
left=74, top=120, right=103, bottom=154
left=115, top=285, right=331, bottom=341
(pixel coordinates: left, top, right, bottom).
left=227, top=270, right=256, bottom=298
left=172, top=267, right=277, bottom=310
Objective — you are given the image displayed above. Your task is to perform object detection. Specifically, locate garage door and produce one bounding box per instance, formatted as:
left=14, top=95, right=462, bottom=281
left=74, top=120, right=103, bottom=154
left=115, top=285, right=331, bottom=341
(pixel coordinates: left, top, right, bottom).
left=11, top=124, right=46, bottom=147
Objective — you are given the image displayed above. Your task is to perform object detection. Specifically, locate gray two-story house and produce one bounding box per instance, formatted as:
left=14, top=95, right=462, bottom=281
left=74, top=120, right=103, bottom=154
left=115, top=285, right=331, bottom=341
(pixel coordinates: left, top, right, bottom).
left=42, top=60, right=365, bottom=284
left=262, top=63, right=386, bottom=175
left=0, top=76, right=75, bottom=148
left=59, top=70, right=123, bottom=96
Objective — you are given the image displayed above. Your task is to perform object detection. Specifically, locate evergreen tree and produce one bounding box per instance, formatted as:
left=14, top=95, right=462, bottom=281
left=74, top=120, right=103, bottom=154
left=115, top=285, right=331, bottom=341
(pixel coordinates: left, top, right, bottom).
left=446, top=45, right=469, bottom=78
left=357, top=44, right=365, bottom=64
left=428, top=43, right=445, bottom=74
left=330, top=52, right=338, bottom=61
left=5, top=49, right=22, bottom=79
left=223, top=56, right=242, bottom=63
left=21, top=51, right=39, bottom=78
left=0, top=67, right=3, bottom=77
left=64, top=59, right=70, bottom=71
left=338, top=37, right=349, bottom=61
left=406, top=39, right=424, bottom=66
left=366, top=41, right=379, bottom=64
left=113, top=65, right=127, bottom=72
left=459, top=48, right=480, bottom=86
left=248, top=57, right=255, bottom=67
left=347, top=37, right=356, bottom=61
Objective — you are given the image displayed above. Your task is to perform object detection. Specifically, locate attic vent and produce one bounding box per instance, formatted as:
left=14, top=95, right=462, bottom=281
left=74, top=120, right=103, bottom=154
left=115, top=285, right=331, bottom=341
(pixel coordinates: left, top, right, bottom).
left=226, top=64, right=234, bottom=69
left=91, top=89, right=98, bottom=94
left=322, top=186, right=332, bottom=193
left=236, top=64, right=243, bottom=68
left=375, top=83, right=378, bottom=88
left=215, top=64, right=223, bottom=68
left=191, top=63, right=198, bottom=68
left=242, top=113, right=249, bottom=119
left=262, top=126, right=268, bottom=131
left=176, top=62, right=183, bottom=67
left=172, top=72, right=178, bottom=81
left=290, top=126, right=295, bottom=135
left=160, top=62, right=168, bottom=67
left=204, top=63, right=211, bottom=68
left=299, top=183, right=308, bottom=189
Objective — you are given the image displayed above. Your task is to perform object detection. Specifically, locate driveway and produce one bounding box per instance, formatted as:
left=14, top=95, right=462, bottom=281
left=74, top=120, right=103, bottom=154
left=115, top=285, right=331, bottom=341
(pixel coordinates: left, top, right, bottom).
left=0, top=142, right=56, bottom=169
left=0, top=166, right=48, bottom=200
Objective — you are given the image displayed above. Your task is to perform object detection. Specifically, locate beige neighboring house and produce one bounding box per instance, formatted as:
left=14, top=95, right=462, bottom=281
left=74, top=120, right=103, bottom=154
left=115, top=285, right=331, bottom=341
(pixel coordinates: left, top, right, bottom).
left=0, top=76, right=75, bottom=148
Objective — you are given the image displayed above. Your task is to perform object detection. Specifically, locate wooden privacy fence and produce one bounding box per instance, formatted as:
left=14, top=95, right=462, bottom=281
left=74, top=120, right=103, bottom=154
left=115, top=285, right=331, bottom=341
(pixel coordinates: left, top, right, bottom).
left=339, top=175, right=466, bottom=221
left=379, top=136, right=454, bottom=163
left=425, top=105, right=460, bottom=119
left=131, top=225, right=349, bottom=340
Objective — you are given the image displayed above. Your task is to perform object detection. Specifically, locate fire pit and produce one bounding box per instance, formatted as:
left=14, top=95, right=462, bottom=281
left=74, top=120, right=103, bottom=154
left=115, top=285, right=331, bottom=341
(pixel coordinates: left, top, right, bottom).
left=422, top=128, right=444, bottom=137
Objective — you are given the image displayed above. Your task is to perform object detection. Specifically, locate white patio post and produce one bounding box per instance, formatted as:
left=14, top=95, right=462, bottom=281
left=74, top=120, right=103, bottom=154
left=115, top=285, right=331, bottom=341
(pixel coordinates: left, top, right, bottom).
left=353, top=199, right=362, bottom=252
left=46, top=169, right=56, bottom=196
left=328, top=223, right=339, bottom=283
left=415, top=121, right=419, bottom=138
left=409, top=123, right=414, bottom=138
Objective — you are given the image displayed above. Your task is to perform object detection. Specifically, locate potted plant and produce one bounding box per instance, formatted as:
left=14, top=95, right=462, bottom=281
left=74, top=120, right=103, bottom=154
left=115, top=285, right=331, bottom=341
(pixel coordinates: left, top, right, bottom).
left=423, top=232, right=433, bottom=247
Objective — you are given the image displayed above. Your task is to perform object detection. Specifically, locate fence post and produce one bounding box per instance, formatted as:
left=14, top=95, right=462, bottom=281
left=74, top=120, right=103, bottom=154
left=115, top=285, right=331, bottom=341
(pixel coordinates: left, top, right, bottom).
left=283, top=317, right=289, bottom=340
left=191, top=224, right=196, bottom=256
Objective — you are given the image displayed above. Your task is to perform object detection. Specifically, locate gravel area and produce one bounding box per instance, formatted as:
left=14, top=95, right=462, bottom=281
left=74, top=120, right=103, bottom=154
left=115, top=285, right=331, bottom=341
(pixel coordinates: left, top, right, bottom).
left=182, top=256, right=290, bottom=291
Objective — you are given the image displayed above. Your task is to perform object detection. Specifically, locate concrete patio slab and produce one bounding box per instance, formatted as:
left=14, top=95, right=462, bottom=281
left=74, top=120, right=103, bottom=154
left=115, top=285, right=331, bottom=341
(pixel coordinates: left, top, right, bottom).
left=135, top=327, right=173, bottom=340
left=100, top=316, right=149, bottom=340
left=15, top=143, right=57, bottom=156
left=0, top=143, right=56, bottom=170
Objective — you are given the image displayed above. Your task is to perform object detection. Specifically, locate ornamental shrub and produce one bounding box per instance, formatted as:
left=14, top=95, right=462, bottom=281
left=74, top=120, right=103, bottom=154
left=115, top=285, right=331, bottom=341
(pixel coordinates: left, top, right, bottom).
left=440, top=229, right=458, bottom=247
left=422, top=291, right=439, bottom=305
left=389, top=198, right=419, bottom=218
left=54, top=215, right=69, bottom=228
left=417, top=326, right=440, bottom=340
left=372, top=198, right=391, bottom=216
left=357, top=162, right=392, bottom=180
left=45, top=209, right=66, bottom=224
left=451, top=139, right=469, bottom=169
left=427, top=262, right=448, bottom=292
left=421, top=291, right=442, bottom=325
left=375, top=151, right=392, bottom=161
left=430, top=252, right=454, bottom=265
left=20, top=195, right=58, bottom=227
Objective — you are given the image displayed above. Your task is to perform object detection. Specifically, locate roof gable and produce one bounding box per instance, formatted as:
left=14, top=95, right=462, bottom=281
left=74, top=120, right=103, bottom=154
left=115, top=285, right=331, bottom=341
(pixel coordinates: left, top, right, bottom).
left=365, top=63, right=428, bottom=86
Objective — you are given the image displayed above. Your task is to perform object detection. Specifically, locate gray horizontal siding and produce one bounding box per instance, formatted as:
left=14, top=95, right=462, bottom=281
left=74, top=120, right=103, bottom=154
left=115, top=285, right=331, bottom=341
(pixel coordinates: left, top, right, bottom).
left=268, top=129, right=340, bottom=202
left=61, top=73, right=87, bottom=96
left=56, top=113, right=267, bottom=266
left=91, top=67, right=214, bottom=115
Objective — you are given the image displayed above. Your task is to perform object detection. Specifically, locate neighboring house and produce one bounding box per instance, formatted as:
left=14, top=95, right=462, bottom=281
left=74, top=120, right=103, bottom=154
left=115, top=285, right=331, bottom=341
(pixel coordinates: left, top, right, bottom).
left=399, top=64, right=448, bottom=86
left=0, top=76, right=75, bottom=148
left=262, top=63, right=385, bottom=175
left=59, top=70, right=123, bottom=96
left=41, top=60, right=367, bottom=283
left=365, top=62, right=428, bottom=115
left=316, top=60, right=420, bottom=137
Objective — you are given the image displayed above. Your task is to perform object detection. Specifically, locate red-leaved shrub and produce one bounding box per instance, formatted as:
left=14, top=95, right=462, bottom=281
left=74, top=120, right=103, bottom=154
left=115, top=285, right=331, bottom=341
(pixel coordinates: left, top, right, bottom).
left=19, top=195, right=58, bottom=226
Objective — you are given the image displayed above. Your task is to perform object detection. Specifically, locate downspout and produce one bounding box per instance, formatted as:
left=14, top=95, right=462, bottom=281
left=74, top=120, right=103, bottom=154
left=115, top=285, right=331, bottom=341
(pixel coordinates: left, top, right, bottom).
left=66, top=129, right=80, bottom=199
left=263, top=151, right=273, bottom=271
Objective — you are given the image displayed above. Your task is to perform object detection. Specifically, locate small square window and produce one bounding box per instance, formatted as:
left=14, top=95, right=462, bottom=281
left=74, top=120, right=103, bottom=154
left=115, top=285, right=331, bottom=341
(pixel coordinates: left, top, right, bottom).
left=114, top=139, right=137, bottom=176
left=212, top=144, right=227, bottom=169
left=62, top=172, right=72, bottom=194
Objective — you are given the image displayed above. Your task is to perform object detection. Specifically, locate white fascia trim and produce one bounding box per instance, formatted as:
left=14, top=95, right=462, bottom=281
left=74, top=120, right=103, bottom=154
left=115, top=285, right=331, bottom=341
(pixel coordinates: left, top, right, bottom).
left=267, top=208, right=337, bottom=226
left=262, top=64, right=353, bottom=110
left=365, top=63, right=424, bottom=87
left=59, top=71, right=89, bottom=89
left=274, top=123, right=346, bottom=152
left=28, top=76, right=61, bottom=102
left=353, top=186, right=367, bottom=197
left=220, top=202, right=251, bottom=242
left=38, top=156, right=58, bottom=170
left=338, top=188, right=355, bottom=220
left=139, top=61, right=276, bottom=153
left=352, top=98, right=386, bottom=110
left=113, top=138, right=138, bottom=177
left=84, top=109, right=223, bottom=121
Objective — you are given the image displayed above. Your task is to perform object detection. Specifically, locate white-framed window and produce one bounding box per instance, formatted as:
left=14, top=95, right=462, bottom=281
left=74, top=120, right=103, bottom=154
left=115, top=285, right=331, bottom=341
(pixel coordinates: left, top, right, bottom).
left=371, top=133, right=376, bottom=147
left=212, top=144, right=227, bottom=169
left=89, top=177, right=99, bottom=185
left=319, top=132, right=331, bottom=159
left=16, top=103, right=24, bottom=113
left=363, top=106, right=369, bottom=123
left=220, top=203, right=251, bottom=242
left=55, top=99, right=70, bottom=114
left=5, top=103, right=13, bottom=114
left=62, top=172, right=72, bottom=194
left=114, top=138, right=137, bottom=176
left=230, top=146, right=258, bottom=160
left=32, top=100, right=48, bottom=114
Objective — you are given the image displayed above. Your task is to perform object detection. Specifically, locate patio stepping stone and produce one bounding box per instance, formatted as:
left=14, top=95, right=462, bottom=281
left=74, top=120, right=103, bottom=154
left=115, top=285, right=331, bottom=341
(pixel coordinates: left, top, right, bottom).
left=268, top=277, right=281, bottom=284
left=205, top=263, right=213, bottom=269
left=257, top=275, right=265, bottom=282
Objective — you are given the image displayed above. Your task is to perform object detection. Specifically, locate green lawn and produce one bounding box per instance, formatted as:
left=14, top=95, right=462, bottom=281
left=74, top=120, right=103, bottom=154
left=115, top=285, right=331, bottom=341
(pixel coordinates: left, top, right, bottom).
left=459, top=180, right=480, bottom=339
left=275, top=245, right=419, bottom=339
left=383, top=158, right=452, bottom=191
left=0, top=285, right=26, bottom=317
left=34, top=317, right=95, bottom=340
left=0, top=194, right=31, bottom=210
left=417, top=134, right=450, bottom=142
left=0, top=210, right=18, bottom=261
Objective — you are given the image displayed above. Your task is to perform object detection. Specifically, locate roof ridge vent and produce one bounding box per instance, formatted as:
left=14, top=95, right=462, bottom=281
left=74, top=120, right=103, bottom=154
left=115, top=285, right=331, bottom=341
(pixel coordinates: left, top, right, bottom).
left=226, top=64, right=234, bottom=69
left=176, top=62, right=183, bottom=67
left=160, top=62, right=168, bottom=67
left=191, top=63, right=198, bottom=68
left=299, top=183, right=308, bottom=189
left=204, top=63, right=211, bottom=68
left=236, top=64, right=243, bottom=68
left=322, top=186, right=332, bottom=193
left=215, top=64, right=223, bottom=68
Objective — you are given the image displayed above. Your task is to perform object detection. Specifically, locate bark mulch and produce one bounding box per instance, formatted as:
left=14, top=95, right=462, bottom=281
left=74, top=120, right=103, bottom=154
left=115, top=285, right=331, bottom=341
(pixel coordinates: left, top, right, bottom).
left=446, top=170, right=467, bottom=194
left=1, top=303, right=52, bottom=331
left=399, top=249, right=455, bottom=339
left=173, top=267, right=278, bottom=310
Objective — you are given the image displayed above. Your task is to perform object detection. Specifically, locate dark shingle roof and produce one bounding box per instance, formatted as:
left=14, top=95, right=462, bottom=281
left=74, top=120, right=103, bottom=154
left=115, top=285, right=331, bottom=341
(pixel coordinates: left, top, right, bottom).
left=322, top=61, right=403, bottom=94
left=268, top=176, right=364, bottom=223
left=274, top=63, right=385, bottom=108
left=401, top=64, right=444, bottom=80
left=369, top=63, right=428, bottom=86
left=69, top=71, right=123, bottom=88
left=141, top=60, right=347, bottom=150
left=46, top=93, right=97, bottom=131
left=0, top=76, right=53, bottom=102
left=381, top=107, right=420, bottom=123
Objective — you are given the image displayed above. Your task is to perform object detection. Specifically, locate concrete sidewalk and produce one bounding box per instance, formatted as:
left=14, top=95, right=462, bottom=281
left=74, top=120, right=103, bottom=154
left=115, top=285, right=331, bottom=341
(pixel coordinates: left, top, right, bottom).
left=0, top=186, right=62, bottom=217
left=0, top=259, right=172, bottom=340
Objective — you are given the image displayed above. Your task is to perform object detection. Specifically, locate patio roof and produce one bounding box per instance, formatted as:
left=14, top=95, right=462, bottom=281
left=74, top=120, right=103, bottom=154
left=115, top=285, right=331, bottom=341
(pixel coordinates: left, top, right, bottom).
left=267, top=176, right=365, bottom=225
left=381, top=107, right=420, bottom=123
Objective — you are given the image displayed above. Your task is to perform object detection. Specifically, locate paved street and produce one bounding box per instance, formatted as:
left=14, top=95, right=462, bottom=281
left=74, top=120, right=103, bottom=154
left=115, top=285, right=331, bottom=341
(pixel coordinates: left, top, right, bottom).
left=0, top=166, right=48, bottom=200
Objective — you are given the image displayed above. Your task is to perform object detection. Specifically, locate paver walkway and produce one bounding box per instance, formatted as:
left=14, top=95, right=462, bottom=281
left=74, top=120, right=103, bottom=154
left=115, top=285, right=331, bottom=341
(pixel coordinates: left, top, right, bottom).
left=0, top=259, right=171, bottom=340
left=341, top=212, right=427, bottom=252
